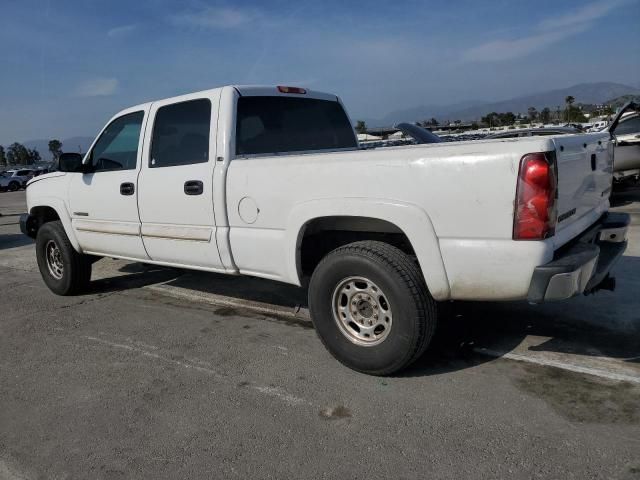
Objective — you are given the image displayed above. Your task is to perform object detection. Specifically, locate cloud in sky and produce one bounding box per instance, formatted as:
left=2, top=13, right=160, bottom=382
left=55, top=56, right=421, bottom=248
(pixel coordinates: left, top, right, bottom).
left=0, top=0, right=637, bottom=145
left=75, top=78, right=119, bottom=97
left=539, top=0, right=628, bottom=30
left=169, top=7, right=259, bottom=29
left=463, top=24, right=590, bottom=62
left=463, top=0, right=629, bottom=62
left=107, top=24, right=137, bottom=38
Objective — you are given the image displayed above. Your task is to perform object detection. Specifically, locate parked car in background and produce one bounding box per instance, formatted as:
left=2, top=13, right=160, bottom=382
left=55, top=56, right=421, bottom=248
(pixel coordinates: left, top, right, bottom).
left=16, top=169, right=35, bottom=184
left=608, top=102, right=640, bottom=186
left=485, top=126, right=581, bottom=139
left=589, top=120, right=609, bottom=132
left=11, top=169, right=35, bottom=187
left=32, top=168, right=51, bottom=177
left=0, top=170, right=32, bottom=191
left=0, top=173, right=20, bottom=191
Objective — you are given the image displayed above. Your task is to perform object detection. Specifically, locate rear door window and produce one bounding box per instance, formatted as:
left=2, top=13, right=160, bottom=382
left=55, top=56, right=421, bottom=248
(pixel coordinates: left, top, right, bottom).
left=150, top=99, right=211, bottom=168
left=236, top=96, right=357, bottom=156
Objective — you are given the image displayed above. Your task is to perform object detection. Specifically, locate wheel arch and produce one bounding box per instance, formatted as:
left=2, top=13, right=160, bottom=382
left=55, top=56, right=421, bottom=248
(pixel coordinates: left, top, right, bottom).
left=286, top=198, right=450, bottom=300
left=28, top=198, right=81, bottom=252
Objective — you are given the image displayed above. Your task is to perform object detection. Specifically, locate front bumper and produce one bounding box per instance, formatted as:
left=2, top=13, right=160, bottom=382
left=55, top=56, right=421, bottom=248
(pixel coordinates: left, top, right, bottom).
left=527, top=212, right=630, bottom=303
left=20, top=213, right=36, bottom=238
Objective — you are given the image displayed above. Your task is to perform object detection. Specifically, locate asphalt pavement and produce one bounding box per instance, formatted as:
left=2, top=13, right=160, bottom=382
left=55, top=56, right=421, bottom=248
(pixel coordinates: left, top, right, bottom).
left=1, top=189, right=639, bottom=479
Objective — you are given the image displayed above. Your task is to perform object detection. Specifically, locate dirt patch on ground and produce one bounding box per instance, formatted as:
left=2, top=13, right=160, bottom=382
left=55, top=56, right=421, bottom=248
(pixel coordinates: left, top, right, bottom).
left=515, top=363, right=640, bottom=424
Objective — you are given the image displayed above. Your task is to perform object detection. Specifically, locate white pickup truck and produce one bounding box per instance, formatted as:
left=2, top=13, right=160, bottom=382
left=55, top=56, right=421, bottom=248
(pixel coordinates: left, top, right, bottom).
left=22, top=85, right=630, bottom=375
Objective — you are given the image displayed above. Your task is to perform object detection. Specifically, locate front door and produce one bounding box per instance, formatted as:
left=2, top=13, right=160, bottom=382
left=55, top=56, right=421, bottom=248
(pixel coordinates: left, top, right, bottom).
left=137, top=92, right=223, bottom=269
left=68, top=108, right=149, bottom=259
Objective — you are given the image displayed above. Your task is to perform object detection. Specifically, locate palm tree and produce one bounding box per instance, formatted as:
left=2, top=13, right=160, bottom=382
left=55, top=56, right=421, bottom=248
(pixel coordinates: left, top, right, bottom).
left=355, top=120, right=367, bottom=134
left=565, top=96, right=575, bottom=123
left=48, top=139, right=62, bottom=161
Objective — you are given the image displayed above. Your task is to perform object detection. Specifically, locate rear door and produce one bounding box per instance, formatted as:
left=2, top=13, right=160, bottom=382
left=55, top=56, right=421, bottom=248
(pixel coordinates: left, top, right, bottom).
left=137, top=91, right=223, bottom=269
left=68, top=107, right=149, bottom=258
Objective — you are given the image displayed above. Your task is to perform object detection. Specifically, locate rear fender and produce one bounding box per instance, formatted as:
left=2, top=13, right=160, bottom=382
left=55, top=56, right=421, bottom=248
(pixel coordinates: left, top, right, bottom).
left=286, top=198, right=450, bottom=300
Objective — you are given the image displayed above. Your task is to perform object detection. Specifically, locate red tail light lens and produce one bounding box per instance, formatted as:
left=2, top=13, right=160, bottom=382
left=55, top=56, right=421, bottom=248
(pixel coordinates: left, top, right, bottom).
left=513, top=153, right=557, bottom=240
left=277, top=86, right=307, bottom=94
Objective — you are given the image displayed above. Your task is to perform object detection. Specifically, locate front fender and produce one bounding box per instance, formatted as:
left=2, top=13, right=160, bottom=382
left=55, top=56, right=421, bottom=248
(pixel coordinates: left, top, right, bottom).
left=286, top=198, right=451, bottom=300
left=28, top=196, right=81, bottom=252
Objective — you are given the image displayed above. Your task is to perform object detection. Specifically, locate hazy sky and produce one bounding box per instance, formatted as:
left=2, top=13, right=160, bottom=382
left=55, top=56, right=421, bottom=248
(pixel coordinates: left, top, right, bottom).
left=1, top=0, right=639, bottom=144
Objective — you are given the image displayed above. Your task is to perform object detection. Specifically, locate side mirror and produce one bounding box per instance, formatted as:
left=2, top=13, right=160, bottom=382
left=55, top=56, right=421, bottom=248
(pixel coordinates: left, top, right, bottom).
left=58, top=152, right=85, bottom=173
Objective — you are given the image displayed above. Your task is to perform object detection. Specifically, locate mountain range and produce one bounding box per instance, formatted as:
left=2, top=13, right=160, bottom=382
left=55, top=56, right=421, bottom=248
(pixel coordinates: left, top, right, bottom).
left=365, top=82, right=640, bottom=127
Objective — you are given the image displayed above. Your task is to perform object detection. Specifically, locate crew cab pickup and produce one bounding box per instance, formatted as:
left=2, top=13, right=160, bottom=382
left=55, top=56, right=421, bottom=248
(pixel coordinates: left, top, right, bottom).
left=21, top=85, right=630, bottom=375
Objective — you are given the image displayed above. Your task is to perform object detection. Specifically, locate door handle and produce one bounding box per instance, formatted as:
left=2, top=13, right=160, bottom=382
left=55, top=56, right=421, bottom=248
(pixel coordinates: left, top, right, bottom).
left=184, top=180, right=204, bottom=195
left=120, top=182, right=135, bottom=196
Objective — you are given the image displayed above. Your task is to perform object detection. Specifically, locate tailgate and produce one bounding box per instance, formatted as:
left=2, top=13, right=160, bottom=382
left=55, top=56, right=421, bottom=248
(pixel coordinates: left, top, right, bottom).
left=551, top=133, right=613, bottom=243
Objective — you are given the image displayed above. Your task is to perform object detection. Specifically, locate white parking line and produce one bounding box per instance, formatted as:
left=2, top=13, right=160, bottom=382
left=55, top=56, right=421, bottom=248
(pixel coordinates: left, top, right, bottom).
left=146, top=282, right=640, bottom=385
left=475, top=347, right=640, bottom=384
left=82, top=335, right=310, bottom=406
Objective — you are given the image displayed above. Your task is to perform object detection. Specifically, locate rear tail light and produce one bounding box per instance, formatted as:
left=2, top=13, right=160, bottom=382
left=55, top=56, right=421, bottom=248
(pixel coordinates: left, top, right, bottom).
left=513, top=152, right=557, bottom=240
left=277, top=86, right=307, bottom=94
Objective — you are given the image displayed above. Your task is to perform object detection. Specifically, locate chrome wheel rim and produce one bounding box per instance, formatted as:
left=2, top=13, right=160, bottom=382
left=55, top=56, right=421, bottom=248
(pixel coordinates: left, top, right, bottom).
left=331, top=276, right=393, bottom=346
left=45, top=239, right=64, bottom=280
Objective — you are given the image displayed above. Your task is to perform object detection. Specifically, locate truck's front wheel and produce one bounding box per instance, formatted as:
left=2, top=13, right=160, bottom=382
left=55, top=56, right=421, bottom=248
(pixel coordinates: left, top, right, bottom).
left=36, top=221, right=92, bottom=295
left=308, top=241, right=437, bottom=375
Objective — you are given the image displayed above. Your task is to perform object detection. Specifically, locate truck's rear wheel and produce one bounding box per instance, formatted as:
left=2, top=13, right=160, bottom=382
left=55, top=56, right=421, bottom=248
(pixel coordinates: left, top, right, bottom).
left=36, top=221, right=92, bottom=295
left=308, top=241, right=437, bottom=375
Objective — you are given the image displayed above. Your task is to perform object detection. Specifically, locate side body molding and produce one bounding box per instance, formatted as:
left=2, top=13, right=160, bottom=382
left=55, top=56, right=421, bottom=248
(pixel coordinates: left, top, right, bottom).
left=286, top=198, right=451, bottom=300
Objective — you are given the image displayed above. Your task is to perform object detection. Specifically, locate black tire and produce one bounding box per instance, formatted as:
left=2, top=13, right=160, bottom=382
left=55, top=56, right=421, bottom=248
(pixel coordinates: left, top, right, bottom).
left=36, top=221, right=92, bottom=295
left=8, top=181, right=19, bottom=192
left=308, top=240, right=438, bottom=375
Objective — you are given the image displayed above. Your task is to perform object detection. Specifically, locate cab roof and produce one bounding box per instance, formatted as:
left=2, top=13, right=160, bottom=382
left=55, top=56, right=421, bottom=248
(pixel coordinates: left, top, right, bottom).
left=115, top=85, right=338, bottom=119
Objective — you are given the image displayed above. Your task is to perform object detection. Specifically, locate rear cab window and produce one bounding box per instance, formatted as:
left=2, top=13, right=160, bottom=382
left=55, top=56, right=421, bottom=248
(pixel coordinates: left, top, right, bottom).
left=235, top=96, right=357, bottom=156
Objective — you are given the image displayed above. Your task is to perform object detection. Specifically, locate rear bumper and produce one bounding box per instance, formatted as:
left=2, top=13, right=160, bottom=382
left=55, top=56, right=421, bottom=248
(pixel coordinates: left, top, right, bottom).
left=527, top=212, right=630, bottom=303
